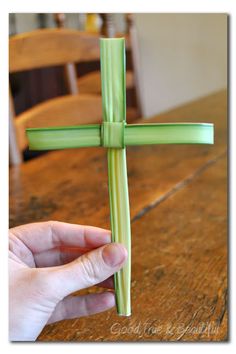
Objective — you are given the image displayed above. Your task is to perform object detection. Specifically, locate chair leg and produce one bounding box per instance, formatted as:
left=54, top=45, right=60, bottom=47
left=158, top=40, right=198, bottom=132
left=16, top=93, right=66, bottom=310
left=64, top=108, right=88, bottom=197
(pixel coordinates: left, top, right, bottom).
left=9, top=106, right=22, bottom=166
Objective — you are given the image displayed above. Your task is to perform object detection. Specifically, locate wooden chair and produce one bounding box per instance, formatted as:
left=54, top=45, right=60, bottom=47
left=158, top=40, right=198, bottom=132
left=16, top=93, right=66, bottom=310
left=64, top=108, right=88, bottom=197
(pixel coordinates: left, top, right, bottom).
left=54, top=14, right=141, bottom=119
left=9, top=28, right=102, bottom=165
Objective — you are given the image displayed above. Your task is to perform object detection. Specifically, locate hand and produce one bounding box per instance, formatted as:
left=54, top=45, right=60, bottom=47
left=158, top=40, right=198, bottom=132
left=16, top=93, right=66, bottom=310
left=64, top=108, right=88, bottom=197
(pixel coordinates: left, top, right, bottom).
left=9, top=221, right=127, bottom=341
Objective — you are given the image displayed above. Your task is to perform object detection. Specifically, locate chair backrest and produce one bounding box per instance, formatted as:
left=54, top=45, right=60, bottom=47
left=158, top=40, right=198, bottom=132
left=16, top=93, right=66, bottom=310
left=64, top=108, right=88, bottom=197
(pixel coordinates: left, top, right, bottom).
left=9, top=28, right=100, bottom=73
left=9, top=29, right=102, bottom=166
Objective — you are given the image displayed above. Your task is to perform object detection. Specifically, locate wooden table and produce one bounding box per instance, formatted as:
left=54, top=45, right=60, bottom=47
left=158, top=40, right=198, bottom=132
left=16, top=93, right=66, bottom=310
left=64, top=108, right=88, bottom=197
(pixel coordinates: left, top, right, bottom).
left=9, top=90, right=227, bottom=341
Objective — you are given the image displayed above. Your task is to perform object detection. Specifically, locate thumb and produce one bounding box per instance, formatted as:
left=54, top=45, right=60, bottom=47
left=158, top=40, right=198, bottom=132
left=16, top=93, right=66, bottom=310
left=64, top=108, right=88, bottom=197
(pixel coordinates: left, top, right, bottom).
left=46, top=243, right=127, bottom=299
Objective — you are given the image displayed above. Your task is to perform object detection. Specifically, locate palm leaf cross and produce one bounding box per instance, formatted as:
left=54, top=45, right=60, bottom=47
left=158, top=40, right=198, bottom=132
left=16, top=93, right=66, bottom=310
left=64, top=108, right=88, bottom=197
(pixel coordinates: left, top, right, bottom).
left=26, top=38, right=214, bottom=316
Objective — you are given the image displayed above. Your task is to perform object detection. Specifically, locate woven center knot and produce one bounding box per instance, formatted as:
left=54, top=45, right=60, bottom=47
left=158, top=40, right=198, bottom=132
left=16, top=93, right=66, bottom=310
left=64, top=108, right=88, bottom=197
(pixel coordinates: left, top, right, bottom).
left=101, top=121, right=126, bottom=148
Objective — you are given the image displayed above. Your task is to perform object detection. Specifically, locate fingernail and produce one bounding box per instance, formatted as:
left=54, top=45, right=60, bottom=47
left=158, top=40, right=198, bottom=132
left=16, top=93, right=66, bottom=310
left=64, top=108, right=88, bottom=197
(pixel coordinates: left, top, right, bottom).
left=102, top=243, right=127, bottom=267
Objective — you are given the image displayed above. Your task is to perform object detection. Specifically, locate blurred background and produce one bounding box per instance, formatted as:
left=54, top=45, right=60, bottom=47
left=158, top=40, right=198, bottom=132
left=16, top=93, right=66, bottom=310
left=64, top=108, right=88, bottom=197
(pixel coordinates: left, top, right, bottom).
left=9, top=13, right=227, bottom=165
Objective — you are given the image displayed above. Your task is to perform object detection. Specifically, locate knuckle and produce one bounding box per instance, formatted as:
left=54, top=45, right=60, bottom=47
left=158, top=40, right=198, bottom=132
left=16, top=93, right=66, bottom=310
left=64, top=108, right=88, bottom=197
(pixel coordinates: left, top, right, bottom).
left=47, top=220, right=59, bottom=235
left=46, top=220, right=57, bottom=231
left=80, top=253, right=100, bottom=285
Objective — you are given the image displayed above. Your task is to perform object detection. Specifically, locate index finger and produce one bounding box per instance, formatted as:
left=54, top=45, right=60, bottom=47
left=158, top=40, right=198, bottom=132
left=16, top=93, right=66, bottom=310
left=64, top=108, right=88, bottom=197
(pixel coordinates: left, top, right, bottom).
left=9, top=221, right=111, bottom=254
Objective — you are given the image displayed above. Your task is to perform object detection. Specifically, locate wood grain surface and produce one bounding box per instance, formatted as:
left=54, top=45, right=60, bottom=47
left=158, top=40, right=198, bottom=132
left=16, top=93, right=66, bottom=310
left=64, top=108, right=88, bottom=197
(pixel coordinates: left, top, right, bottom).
left=9, top=90, right=227, bottom=341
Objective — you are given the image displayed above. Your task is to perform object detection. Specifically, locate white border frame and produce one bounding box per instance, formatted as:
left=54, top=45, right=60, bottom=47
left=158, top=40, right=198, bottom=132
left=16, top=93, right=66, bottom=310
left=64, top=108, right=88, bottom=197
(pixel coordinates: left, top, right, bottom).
left=1, top=1, right=234, bottom=353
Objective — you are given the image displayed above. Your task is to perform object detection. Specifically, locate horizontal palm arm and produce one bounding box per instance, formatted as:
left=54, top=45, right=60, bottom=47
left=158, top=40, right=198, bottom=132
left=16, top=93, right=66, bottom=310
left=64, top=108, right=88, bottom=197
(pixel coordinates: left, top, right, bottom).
left=26, top=122, right=214, bottom=150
